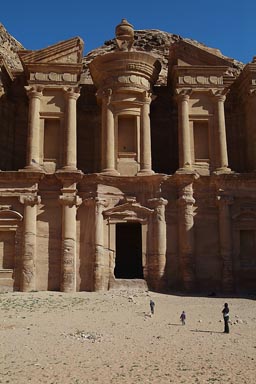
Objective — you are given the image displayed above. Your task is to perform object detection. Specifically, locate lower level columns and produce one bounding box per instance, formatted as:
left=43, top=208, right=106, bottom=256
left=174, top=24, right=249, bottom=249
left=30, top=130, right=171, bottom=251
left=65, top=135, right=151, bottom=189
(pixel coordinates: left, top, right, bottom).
left=19, top=195, right=41, bottom=292
left=94, top=198, right=108, bottom=291
left=178, top=183, right=196, bottom=291
left=147, top=198, right=168, bottom=290
left=217, top=194, right=234, bottom=293
left=59, top=195, right=81, bottom=292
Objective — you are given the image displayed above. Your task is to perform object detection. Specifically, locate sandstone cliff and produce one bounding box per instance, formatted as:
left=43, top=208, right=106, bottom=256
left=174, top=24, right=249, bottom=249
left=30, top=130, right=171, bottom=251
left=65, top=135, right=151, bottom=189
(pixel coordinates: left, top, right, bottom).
left=0, top=23, right=23, bottom=70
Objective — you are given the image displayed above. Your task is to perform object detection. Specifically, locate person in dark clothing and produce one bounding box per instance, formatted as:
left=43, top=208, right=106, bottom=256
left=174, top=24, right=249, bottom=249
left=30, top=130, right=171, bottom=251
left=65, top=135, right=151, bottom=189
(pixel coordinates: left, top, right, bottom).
left=180, top=310, right=186, bottom=325
left=150, top=299, right=155, bottom=315
left=222, top=303, right=230, bottom=333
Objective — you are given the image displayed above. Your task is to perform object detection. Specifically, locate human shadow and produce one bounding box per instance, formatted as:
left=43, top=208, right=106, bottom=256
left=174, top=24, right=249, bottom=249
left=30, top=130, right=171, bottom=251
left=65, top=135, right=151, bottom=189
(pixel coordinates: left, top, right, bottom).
left=190, top=329, right=223, bottom=334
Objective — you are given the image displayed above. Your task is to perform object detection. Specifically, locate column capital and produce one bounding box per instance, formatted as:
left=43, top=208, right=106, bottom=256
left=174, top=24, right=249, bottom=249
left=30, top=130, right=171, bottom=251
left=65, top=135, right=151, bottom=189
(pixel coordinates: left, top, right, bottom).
left=25, top=85, right=44, bottom=98
left=19, top=194, right=41, bottom=206
left=210, top=88, right=229, bottom=102
left=63, top=86, right=80, bottom=100
left=142, top=90, right=152, bottom=103
left=59, top=195, right=82, bottom=207
left=175, top=88, right=192, bottom=102
left=148, top=197, right=168, bottom=209
left=97, top=88, right=113, bottom=105
left=216, top=194, right=234, bottom=207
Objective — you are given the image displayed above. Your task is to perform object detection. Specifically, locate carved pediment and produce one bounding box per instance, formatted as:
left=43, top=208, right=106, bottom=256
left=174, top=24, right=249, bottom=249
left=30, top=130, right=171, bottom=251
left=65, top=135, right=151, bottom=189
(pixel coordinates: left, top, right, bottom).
left=18, top=37, right=84, bottom=66
left=103, top=202, right=153, bottom=222
left=170, top=40, right=235, bottom=67
left=0, top=209, right=23, bottom=222
left=233, top=209, right=256, bottom=221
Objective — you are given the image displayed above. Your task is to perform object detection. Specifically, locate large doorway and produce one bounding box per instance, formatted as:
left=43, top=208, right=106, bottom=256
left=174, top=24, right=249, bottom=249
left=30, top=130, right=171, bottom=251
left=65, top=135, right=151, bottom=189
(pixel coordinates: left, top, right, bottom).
left=115, top=223, right=143, bottom=279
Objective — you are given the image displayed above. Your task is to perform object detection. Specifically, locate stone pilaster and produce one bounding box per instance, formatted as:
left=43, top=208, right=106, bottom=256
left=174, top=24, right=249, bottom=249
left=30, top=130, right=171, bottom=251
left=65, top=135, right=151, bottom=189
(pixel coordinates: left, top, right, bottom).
left=63, top=87, right=80, bottom=170
left=147, top=197, right=168, bottom=290
left=59, top=195, right=82, bottom=292
left=178, top=183, right=196, bottom=291
left=19, top=194, right=41, bottom=292
left=176, top=89, right=192, bottom=170
left=24, top=85, right=43, bottom=170
left=138, top=91, right=154, bottom=175
left=211, top=89, right=231, bottom=173
left=100, top=89, right=119, bottom=175
left=216, top=194, right=234, bottom=293
left=94, top=198, right=108, bottom=291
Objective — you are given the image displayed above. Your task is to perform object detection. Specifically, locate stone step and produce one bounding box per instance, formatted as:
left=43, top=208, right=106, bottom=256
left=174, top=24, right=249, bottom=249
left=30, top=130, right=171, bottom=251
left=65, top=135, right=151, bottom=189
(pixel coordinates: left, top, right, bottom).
left=0, top=269, right=14, bottom=279
left=110, top=278, right=148, bottom=290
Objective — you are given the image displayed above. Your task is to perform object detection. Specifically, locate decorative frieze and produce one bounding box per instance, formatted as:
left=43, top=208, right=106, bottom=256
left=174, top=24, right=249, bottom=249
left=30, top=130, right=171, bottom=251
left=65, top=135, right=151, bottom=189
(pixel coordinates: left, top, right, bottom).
left=30, top=72, right=78, bottom=83
left=178, top=75, right=223, bottom=86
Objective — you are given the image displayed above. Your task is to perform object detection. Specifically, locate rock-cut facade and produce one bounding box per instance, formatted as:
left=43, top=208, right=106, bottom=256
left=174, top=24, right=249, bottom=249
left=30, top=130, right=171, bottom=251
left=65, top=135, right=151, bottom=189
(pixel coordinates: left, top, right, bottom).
left=0, top=19, right=255, bottom=293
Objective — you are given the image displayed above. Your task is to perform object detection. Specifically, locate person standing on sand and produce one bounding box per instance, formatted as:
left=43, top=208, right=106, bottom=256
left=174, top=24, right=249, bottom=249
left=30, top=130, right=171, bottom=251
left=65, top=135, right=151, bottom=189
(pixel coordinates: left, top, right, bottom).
left=222, top=302, right=230, bottom=333
left=180, top=310, right=186, bottom=325
left=150, top=299, right=155, bottom=315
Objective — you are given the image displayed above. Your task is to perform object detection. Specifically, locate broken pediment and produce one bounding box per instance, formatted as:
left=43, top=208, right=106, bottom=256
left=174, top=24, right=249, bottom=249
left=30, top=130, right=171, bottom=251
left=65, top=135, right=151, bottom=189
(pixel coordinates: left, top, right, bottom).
left=103, top=201, right=153, bottom=222
left=169, top=40, right=238, bottom=68
left=18, top=37, right=84, bottom=66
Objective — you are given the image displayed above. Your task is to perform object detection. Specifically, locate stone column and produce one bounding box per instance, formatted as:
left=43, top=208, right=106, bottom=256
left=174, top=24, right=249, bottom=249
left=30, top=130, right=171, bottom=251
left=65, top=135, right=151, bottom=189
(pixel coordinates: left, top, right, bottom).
left=101, top=89, right=119, bottom=175
left=176, top=89, right=192, bottom=170
left=63, top=87, right=80, bottom=170
left=19, top=195, right=41, bottom=292
left=138, top=91, right=154, bottom=174
left=147, top=198, right=168, bottom=290
left=25, top=86, right=43, bottom=169
left=216, top=194, right=234, bottom=293
left=59, top=195, right=81, bottom=292
left=178, top=183, right=196, bottom=291
left=212, top=90, right=230, bottom=172
left=94, top=198, right=108, bottom=291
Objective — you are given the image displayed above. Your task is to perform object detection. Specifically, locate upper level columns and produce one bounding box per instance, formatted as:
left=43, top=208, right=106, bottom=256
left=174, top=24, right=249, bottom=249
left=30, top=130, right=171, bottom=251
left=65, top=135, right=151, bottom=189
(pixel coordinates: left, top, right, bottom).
left=63, top=87, right=80, bottom=171
left=19, top=194, right=41, bottom=292
left=176, top=89, right=192, bottom=170
left=100, top=89, right=119, bottom=175
left=211, top=90, right=230, bottom=172
left=138, top=91, right=154, bottom=175
left=25, top=86, right=43, bottom=169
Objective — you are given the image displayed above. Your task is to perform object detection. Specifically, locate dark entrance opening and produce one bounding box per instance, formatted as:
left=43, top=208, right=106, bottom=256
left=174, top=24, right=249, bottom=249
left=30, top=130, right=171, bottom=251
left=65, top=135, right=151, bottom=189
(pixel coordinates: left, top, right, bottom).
left=115, top=222, right=143, bottom=279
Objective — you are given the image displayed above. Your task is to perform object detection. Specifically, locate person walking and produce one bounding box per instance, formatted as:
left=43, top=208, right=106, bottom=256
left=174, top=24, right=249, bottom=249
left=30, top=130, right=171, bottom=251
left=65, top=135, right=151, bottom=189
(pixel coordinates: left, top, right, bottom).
left=150, top=299, right=155, bottom=315
left=180, top=310, right=186, bottom=325
left=222, top=303, right=230, bottom=333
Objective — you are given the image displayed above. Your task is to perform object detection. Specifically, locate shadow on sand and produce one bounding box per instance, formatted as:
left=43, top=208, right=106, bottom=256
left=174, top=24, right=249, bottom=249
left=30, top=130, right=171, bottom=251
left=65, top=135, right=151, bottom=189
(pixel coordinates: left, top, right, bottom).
left=190, top=329, right=223, bottom=334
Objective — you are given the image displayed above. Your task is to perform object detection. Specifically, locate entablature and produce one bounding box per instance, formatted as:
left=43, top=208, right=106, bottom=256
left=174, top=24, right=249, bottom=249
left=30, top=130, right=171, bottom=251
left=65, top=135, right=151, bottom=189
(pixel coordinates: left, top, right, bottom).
left=172, top=65, right=231, bottom=90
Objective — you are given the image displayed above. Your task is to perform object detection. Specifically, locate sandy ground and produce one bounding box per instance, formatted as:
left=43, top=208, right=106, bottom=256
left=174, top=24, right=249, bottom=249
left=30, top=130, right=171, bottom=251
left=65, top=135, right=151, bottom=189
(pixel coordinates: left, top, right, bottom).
left=0, top=289, right=255, bottom=384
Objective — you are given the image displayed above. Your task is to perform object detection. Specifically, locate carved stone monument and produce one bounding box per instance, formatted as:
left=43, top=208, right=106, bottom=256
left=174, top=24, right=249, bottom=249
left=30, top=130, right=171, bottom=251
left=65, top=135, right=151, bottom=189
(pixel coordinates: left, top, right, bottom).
left=0, top=20, right=255, bottom=293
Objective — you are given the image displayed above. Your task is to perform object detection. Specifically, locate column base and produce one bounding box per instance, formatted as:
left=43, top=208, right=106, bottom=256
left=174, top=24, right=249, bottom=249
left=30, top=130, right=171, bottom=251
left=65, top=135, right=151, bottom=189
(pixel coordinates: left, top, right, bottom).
left=59, top=165, right=79, bottom=172
left=213, top=167, right=232, bottom=175
left=20, top=164, right=43, bottom=172
left=137, top=169, right=155, bottom=176
left=100, top=169, right=120, bottom=176
left=176, top=166, right=195, bottom=175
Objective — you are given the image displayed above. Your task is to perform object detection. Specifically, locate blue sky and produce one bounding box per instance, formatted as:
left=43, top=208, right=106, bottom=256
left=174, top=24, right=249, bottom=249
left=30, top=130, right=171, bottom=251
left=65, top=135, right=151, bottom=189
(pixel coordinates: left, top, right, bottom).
left=1, top=0, right=255, bottom=63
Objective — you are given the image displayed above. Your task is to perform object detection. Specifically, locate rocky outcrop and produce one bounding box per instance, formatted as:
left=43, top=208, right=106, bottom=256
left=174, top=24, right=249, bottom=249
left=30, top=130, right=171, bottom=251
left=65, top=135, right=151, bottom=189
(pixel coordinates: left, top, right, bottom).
left=81, top=29, right=244, bottom=86
left=0, top=23, right=23, bottom=71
